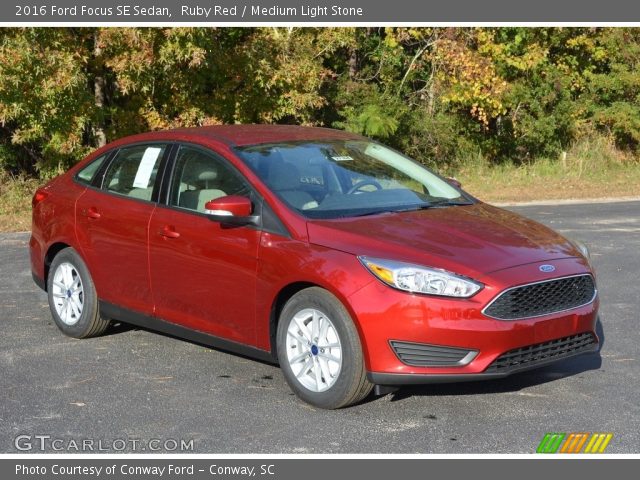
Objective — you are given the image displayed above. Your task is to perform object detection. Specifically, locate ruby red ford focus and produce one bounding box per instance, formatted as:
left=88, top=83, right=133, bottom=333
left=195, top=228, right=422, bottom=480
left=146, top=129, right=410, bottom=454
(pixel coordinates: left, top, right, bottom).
left=30, top=125, right=599, bottom=408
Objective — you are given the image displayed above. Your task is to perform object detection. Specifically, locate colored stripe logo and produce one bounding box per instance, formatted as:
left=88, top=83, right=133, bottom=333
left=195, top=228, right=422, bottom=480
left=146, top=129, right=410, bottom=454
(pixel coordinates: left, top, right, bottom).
left=537, top=433, right=566, bottom=453
left=537, top=433, right=612, bottom=453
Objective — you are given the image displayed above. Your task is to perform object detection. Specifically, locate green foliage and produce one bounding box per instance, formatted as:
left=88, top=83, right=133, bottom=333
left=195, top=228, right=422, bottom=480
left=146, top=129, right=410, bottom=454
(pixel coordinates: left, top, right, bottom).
left=342, top=104, right=399, bottom=138
left=2, top=27, right=640, bottom=179
left=0, top=28, right=94, bottom=176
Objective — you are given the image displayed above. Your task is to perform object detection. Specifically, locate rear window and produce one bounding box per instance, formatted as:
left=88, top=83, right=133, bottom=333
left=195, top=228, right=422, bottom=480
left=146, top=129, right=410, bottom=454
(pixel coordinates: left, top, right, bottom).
left=102, top=144, right=167, bottom=202
left=75, top=154, right=107, bottom=185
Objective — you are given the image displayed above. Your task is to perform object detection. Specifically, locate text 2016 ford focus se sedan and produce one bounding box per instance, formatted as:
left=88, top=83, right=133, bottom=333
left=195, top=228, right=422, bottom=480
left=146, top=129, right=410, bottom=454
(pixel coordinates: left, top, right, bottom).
left=30, top=125, right=599, bottom=409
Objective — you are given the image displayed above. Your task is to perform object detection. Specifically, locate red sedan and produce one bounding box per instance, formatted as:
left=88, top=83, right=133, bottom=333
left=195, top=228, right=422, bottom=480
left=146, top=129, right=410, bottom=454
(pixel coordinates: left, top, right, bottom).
left=30, top=125, right=599, bottom=409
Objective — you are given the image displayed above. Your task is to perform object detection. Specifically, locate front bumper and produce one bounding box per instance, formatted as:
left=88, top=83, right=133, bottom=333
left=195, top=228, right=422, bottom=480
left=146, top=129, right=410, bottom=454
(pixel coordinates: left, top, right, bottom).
left=368, top=332, right=599, bottom=385
left=348, top=257, right=599, bottom=383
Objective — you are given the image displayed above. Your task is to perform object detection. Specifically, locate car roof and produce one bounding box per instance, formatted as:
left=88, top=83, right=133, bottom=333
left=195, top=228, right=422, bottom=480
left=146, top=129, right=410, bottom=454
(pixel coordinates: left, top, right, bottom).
left=118, top=125, right=364, bottom=148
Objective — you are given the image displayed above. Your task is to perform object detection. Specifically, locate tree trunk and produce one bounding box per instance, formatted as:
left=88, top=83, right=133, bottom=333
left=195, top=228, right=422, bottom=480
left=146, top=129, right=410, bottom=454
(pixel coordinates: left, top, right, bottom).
left=93, top=31, right=107, bottom=147
left=348, top=49, right=358, bottom=79
left=348, top=31, right=359, bottom=79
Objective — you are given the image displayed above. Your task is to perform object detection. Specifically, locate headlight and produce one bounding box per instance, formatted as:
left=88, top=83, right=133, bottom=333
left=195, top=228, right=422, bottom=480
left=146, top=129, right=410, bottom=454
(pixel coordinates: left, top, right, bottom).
left=359, top=256, right=482, bottom=298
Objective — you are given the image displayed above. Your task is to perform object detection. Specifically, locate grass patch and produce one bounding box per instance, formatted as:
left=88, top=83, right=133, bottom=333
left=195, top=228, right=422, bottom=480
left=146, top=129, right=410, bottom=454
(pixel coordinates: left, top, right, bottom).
left=455, top=136, right=640, bottom=202
left=0, top=171, right=41, bottom=233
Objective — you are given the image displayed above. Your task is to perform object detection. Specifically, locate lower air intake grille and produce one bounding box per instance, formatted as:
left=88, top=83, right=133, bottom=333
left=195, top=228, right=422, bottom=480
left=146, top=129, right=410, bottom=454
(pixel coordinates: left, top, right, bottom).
left=485, top=332, right=597, bottom=373
left=483, top=274, right=596, bottom=320
left=390, top=341, right=477, bottom=367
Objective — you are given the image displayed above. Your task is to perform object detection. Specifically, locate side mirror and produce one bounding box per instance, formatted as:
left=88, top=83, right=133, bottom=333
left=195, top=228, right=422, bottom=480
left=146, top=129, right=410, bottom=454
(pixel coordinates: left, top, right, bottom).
left=446, top=177, right=462, bottom=189
left=204, top=195, right=259, bottom=226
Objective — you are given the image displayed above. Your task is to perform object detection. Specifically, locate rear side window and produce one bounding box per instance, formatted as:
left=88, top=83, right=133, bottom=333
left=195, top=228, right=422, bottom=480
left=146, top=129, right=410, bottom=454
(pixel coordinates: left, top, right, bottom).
left=76, top=154, right=107, bottom=185
left=102, top=144, right=167, bottom=201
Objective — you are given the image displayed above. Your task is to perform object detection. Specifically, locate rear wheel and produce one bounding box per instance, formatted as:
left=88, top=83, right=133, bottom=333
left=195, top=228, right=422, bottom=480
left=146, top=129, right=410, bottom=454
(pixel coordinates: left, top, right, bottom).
left=277, top=287, right=372, bottom=409
left=47, top=247, right=109, bottom=338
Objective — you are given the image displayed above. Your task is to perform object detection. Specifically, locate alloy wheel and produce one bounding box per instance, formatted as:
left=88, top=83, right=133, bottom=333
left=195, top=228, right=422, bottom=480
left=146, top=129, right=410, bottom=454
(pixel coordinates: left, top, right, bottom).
left=51, top=262, right=84, bottom=326
left=285, top=308, right=343, bottom=392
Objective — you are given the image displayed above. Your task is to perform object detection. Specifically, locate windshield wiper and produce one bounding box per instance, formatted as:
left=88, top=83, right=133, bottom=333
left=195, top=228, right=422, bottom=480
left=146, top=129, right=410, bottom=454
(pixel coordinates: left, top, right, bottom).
left=427, top=199, right=473, bottom=207
left=346, top=204, right=431, bottom=217
left=342, top=209, right=398, bottom=218
left=394, top=200, right=473, bottom=211
left=340, top=201, right=472, bottom=218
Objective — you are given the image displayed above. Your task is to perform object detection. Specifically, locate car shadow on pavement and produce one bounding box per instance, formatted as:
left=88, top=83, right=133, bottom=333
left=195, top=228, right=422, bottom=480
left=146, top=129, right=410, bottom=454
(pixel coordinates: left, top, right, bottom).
left=383, top=317, right=605, bottom=403
left=101, top=321, right=136, bottom=337
left=103, top=322, right=279, bottom=366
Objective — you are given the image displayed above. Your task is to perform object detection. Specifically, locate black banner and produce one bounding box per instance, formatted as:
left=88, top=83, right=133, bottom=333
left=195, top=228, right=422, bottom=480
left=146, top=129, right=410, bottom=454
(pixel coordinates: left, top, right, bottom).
left=3, top=459, right=639, bottom=480
left=4, top=0, right=640, bottom=23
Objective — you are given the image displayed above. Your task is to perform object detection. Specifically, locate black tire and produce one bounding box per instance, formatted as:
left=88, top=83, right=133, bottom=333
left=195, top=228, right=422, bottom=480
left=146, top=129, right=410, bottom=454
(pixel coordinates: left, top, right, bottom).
left=277, top=287, right=373, bottom=409
left=46, top=247, right=110, bottom=339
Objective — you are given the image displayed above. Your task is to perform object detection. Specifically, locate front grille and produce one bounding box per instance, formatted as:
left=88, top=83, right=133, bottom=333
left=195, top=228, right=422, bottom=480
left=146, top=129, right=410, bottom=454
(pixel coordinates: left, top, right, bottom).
left=390, top=340, right=477, bottom=367
left=483, top=274, right=596, bottom=320
left=485, top=332, right=597, bottom=373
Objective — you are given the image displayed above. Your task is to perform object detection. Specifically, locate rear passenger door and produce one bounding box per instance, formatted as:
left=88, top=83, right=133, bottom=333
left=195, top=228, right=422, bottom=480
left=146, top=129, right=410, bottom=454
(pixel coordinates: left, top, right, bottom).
left=75, top=143, right=170, bottom=315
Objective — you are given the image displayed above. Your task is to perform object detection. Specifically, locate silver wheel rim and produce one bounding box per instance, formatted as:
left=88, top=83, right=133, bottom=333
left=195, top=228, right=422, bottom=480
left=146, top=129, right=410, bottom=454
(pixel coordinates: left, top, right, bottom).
left=51, top=262, right=84, bottom=326
left=285, top=308, right=342, bottom=393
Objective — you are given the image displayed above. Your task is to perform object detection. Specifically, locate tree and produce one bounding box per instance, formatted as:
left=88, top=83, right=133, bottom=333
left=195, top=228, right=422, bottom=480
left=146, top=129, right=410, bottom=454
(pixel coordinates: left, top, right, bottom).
left=1, top=27, right=640, bottom=178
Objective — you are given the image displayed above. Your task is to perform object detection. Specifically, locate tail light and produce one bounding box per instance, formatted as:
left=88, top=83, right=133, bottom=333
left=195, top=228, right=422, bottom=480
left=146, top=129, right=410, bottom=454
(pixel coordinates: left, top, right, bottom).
left=32, top=189, right=49, bottom=209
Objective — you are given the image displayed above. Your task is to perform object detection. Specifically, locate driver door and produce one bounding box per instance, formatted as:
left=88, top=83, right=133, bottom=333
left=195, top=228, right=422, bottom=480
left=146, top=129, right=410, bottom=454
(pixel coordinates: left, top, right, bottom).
left=147, top=144, right=260, bottom=345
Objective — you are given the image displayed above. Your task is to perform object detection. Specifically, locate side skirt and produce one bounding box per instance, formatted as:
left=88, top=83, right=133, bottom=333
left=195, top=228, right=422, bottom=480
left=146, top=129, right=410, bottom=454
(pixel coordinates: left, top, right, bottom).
left=99, top=301, right=277, bottom=364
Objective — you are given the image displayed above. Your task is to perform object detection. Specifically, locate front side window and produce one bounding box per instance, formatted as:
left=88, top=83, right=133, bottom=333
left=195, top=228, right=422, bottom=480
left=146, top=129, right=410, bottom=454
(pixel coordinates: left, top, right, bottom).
left=168, top=145, right=251, bottom=213
left=235, top=140, right=472, bottom=219
left=102, top=144, right=167, bottom=201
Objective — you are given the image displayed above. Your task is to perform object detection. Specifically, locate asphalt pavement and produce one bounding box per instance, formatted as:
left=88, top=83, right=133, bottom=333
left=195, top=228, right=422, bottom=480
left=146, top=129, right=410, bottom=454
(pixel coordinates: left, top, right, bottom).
left=0, top=201, right=638, bottom=453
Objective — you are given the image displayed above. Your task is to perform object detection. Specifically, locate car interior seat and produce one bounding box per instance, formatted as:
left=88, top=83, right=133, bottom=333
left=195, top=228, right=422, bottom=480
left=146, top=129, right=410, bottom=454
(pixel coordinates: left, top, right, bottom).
left=267, top=161, right=318, bottom=210
left=108, top=158, right=156, bottom=201
left=179, top=169, right=226, bottom=212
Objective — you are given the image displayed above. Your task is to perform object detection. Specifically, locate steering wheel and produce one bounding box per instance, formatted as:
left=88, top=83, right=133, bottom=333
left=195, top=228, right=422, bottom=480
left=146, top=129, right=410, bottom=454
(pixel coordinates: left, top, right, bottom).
left=347, top=180, right=383, bottom=195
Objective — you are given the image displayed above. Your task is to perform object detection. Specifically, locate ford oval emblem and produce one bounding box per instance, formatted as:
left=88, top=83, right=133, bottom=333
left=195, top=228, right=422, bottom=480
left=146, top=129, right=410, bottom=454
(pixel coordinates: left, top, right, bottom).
left=539, top=264, right=555, bottom=273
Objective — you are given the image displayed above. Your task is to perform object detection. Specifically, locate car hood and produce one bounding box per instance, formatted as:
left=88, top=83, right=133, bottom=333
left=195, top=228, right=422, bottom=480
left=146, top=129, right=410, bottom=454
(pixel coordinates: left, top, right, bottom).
left=306, top=203, right=581, bottom=278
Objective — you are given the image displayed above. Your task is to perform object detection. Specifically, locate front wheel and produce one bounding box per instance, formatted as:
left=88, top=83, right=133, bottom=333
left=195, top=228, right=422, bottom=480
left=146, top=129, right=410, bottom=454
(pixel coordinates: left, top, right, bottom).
left=277, top=287, right=372, bottom=409
left=47, top=247, right=110, bottom=338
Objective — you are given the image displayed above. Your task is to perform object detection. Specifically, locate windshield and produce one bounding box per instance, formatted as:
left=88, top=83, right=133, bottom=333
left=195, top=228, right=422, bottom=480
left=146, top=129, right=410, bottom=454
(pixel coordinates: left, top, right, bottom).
left=235, top=140, right=473, bottom=219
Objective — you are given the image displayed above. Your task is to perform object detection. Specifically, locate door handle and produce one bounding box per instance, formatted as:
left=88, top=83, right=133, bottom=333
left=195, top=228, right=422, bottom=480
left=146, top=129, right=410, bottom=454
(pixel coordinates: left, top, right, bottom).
left=159, top=226, right=180, bottom=239
left=81, top=207, right=101, bottom=220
